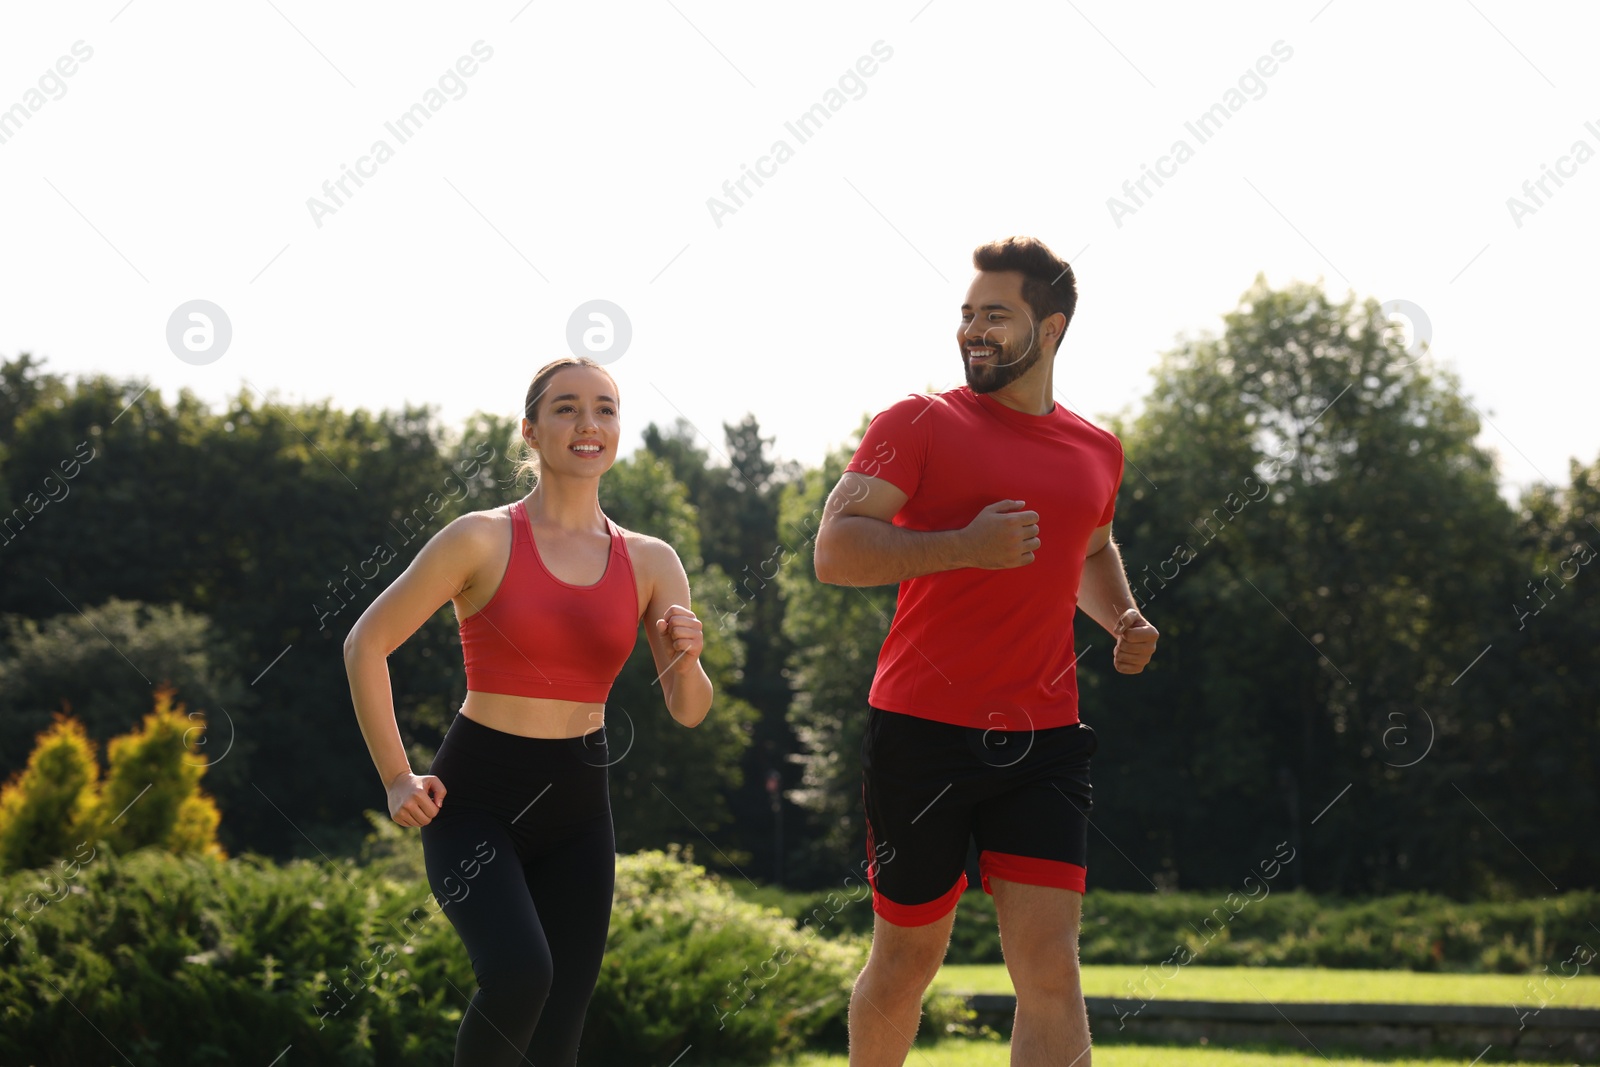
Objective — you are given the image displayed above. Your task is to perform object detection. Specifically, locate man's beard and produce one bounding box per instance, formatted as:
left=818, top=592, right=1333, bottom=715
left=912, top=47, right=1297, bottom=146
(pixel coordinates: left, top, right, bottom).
left=963, top=335, right=1043, bottom=393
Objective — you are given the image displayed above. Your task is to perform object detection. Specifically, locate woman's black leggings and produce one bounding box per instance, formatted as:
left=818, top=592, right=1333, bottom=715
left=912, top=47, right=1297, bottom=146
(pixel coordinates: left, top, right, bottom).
left=419, top=711, right=615, bottom=1066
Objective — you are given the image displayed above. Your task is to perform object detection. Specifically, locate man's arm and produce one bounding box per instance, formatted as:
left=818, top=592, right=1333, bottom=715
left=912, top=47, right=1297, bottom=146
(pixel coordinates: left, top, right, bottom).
left=1077, top=522, right=1159, bottom=673
left=1076, top=522, right=1137, bottom=633
left=813, top=471, right=1039, bottom=586
left=813, top=472, right=966, bottom=586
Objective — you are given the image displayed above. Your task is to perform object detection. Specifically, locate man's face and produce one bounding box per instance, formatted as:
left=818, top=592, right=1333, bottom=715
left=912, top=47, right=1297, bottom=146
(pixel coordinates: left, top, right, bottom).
left=958, top=270, right=1048, bottom=393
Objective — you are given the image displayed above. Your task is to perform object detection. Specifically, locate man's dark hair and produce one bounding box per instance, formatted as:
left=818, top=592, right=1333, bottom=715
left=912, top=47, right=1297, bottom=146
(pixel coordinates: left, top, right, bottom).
left=972, top=236, right=1078, bottom=353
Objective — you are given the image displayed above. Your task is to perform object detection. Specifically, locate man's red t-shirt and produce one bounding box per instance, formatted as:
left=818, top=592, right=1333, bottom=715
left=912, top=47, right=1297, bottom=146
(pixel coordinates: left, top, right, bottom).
left=842, top=385, right=1124, bottom=731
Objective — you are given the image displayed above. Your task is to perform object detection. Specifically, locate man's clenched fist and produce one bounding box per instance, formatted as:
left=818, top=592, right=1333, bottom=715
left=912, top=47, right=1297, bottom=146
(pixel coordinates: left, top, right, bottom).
left=1112, top=608, right=1159, bottom=674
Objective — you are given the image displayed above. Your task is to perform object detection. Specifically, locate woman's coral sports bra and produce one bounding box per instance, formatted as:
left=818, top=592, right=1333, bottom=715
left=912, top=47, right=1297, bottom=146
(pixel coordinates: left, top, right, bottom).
left=458, top=501, right=641, bottom=702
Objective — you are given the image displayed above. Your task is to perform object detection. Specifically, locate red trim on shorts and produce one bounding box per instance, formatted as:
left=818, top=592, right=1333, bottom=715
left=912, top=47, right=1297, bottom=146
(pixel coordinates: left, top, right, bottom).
left=871, top=871, right=967, bottom=927
left=863, top=781, right=881, bottom=883
left=863, top=754, right=968, bottom=926
left=978, top=850, right=1086, bottom=895
left=864, top=800, right=967, bottom=926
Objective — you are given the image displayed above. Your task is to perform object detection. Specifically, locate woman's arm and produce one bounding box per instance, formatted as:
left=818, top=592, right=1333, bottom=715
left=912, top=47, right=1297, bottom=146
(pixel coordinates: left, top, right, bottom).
left=638, top=537, right=713, bottom=727
left=344, top=514, right=488, bottom=796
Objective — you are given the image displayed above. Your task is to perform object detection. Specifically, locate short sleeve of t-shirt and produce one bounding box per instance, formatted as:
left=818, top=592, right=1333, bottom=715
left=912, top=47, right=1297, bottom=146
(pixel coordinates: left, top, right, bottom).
left=1097, top=439, right=1125, bottom=526
left=843, top=393, right=935, bottom=500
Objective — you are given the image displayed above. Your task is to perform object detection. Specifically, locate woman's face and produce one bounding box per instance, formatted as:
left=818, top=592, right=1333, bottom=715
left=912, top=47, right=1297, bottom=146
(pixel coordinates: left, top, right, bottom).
left=525, top=366, right=620, bottom=476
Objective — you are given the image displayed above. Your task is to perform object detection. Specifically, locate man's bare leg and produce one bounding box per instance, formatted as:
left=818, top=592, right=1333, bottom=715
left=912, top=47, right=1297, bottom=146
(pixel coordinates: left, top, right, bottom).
left=991, top=879, right=1090, bottom=1066
left=848, top=907, right=957, bottom=1066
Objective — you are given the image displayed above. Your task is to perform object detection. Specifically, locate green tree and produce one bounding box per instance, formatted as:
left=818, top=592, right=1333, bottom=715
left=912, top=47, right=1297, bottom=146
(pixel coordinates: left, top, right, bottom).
left=93, top=683, right=226, bottom=859
left=646, top=414, right=807, bottom=881
left=716, top=416, right=806, bottom=880
left=1099, top=275, right=1525, bottom=893
left=598, top=451, right=759, bottom=864
left=1479, top=453, right=1600, bottom=890
left=0, top=367, right=509, bottom=859
left=0, top=353, right=68, bottom=453
left=778, top=425, right=896, bottom=881
left=642, top=418, right=714, bottom=520
left=0, top=713, right=99, bottom=874
left=0, top=598, right=252, bottom=812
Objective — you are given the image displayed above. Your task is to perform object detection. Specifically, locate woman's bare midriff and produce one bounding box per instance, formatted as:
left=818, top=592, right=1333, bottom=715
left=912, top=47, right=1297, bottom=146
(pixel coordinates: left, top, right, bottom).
left=458, top=691, right=607, bottom=739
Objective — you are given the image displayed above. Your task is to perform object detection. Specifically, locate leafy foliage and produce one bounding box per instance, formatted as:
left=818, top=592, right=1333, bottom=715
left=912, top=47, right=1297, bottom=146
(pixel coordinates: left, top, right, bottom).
left=777, top=430, right=896, bottom=875
left=736, top=881, right=1600, bottom=974
left=0, top=685, right=225, bottom=875
left=0, top=714, right=99, bottom=874
left=2, top=260, right=1597, bottom=900
left=0, top=834, right=909, bottom=1066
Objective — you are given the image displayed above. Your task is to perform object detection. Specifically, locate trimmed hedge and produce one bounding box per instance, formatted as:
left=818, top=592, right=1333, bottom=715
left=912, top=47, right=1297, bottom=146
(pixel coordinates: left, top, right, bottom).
left=735, top=882, right=1600, bottom=973
left=1075, top=890, right=1600, bottom=973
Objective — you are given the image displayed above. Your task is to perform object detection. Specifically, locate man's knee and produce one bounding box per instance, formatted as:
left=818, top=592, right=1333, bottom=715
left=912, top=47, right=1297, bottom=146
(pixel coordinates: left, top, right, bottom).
left=857, top=958, right=939, bottom=1010
left=1006, top=935, right=1083, bottom=1001
left=864, top=944, right=942, bottom=986
left=860, top=918, right=952, bottom=994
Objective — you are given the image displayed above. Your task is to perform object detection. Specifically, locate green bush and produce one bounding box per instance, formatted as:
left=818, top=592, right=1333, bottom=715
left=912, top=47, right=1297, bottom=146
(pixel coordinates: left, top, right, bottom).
left=0, top=713, right=99, bottom=874
left=1074, top=890, right=1600, bottom=973
left=1, top=820, right=970, bottom=1065
left=732, top=882, right=1600, bottom=974
left=582, top=846, right=866, bottom=1063
left=0, top=687, right=227, bottom=877
left=24, top=818, right=1592, bottom=1066
left=0, top=831, right=466, bottom=1066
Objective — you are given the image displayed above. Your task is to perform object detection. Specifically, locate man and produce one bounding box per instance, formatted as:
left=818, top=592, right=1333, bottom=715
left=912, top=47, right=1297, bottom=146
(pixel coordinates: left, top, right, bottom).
left=813, top=236, right=1159, bottom=1066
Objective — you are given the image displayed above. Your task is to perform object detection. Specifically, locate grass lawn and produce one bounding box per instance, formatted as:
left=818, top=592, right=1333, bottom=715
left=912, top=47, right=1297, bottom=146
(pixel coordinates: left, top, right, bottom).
left=775, top=1040, right=1496, bottom=1066
left=931, top=963, right=1600, bottom=1008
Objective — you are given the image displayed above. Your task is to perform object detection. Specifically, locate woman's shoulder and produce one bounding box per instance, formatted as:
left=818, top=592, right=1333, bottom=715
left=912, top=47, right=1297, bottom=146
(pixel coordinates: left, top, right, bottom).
left=612, top=524, right=683, bottom=575
left=435, top=503, right=513, bottom=557
left=454, top=501, right=514, bottom=533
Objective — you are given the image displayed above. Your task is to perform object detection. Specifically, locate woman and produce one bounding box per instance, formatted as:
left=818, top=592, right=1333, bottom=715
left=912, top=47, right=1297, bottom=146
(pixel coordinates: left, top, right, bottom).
left=343, top=355, right=713, bottom=1065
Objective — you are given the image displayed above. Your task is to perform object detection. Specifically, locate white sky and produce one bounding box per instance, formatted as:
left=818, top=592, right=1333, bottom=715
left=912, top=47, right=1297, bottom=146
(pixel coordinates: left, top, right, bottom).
left=3, top=1, right=1596, bottom=506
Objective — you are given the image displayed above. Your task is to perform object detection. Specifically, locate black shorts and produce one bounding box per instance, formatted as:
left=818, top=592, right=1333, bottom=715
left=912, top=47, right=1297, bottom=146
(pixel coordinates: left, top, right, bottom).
left=860, top=705, right=1097, bottom=927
